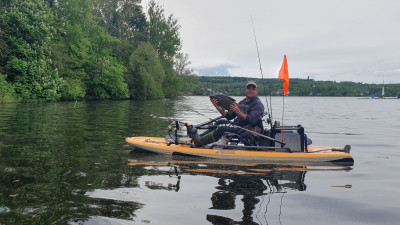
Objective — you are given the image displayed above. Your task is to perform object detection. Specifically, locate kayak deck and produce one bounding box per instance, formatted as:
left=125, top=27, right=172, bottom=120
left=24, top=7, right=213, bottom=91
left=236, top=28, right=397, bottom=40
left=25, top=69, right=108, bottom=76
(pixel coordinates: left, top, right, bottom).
left=125, top=136, right=354, bottom=163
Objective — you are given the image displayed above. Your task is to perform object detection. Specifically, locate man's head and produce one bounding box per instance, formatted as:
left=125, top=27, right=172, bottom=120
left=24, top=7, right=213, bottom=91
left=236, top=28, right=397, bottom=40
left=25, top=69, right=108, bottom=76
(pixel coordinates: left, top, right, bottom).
left=244, top=81, right=259, bottom=99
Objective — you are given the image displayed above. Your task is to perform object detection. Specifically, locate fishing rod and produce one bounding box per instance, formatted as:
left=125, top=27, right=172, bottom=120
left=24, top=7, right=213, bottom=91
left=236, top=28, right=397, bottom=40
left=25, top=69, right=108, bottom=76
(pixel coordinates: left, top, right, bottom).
left=130, top=105, right=176, bottom=121
left=130, top=103, right=212, bottom=122
left=223, top=124, right=286, bottom=146
left=193, top=122, right=286, bottom=147
left=251, top=17, right=273, bottom=128
left=176, top=103, right=214, bottom=120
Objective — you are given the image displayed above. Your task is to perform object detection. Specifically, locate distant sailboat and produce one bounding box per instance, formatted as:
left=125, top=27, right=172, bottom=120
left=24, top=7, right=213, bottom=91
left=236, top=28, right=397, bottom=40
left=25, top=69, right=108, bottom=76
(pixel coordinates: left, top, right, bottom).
left=371, top=76, right=399, bottom=99
left=371, top=76, right=385, bottom=99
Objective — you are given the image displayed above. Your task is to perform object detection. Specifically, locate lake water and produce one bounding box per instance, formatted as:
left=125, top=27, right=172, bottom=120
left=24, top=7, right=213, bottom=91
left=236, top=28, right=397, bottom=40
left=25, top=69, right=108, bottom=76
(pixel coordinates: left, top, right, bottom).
left=1, top=96, right=399, bottom=225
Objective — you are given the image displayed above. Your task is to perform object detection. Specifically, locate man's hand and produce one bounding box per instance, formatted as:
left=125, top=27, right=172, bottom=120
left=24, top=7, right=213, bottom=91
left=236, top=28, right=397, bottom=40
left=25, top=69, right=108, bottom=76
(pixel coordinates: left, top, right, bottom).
left=211, top=98, right=219, bottom=108
left=230, top=103, right=246, bottom=121
left=211, top=98, right=227, bottom=116
left=229, top=103, right=240, bottom=114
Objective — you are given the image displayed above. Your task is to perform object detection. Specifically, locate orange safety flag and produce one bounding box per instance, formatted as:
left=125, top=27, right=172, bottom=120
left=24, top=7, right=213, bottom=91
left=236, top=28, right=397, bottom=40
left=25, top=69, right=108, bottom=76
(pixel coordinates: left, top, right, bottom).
left=278, top=55, right=289, bottom=96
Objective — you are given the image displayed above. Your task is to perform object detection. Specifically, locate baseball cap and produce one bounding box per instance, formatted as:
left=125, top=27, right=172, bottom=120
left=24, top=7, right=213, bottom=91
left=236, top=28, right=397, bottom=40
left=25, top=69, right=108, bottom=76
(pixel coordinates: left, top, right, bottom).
left=246, top=81, right=258, bottom=89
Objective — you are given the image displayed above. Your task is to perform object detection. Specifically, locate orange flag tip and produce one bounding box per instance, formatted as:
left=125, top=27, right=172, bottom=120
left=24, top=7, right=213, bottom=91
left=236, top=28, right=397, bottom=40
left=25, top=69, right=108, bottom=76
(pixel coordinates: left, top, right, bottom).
left=278, top=55, right=289, bottom=96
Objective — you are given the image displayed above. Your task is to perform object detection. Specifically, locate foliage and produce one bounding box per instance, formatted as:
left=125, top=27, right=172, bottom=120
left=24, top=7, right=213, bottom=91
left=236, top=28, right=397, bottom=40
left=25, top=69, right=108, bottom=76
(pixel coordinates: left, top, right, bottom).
left=50, top=0, right=130, bottom=100
left=87, top=55, right=129, bottom=99
left=0, top=0, right=194, bottom=103
left=0, top=26, right=10, bottom=75
left=147, top=0, right=181, bottom=61
left=0, top=0, right=63, bottom=101
left=146, top=0, right=187, bottom=98
left=126, top=42, right=165, bottom=99
left=91, top=0, right=147, bottom=44
left=180, top=75, right=198, bottom=95
left=84, top=19, right=130, bottom=99
left=49, top=0, right=92, bottom=100
left=162, top=60, right=182, bottom=98
left=0, top=73, right=17, bottom=103
left=174, top=52, right=195, bottom=76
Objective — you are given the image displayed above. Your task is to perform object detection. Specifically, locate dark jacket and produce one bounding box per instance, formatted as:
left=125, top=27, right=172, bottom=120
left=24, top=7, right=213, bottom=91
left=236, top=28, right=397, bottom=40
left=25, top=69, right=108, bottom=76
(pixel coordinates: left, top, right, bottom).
left=225, top=96, right=264, bottom=129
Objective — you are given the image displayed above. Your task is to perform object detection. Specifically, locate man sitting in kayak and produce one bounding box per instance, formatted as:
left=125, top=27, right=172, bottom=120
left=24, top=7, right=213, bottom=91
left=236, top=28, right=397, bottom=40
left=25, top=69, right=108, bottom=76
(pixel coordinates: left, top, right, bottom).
left=191, top=81, right=265, bottom=147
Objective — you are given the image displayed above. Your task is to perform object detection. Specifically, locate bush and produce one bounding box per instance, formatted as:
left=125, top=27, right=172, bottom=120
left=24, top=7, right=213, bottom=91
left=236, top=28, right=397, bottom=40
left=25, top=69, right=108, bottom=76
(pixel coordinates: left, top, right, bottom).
left=0, top=73, right=17, bottom=103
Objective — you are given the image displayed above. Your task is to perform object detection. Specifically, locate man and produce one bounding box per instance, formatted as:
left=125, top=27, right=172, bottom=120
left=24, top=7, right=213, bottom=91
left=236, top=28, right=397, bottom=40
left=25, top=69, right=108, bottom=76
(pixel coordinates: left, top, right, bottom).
left=191, top=81, right=265, bottom=147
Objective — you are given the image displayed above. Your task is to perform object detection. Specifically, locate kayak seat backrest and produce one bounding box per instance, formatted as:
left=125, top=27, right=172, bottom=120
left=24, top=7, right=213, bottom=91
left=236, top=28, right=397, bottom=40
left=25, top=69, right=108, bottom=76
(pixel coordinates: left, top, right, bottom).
left=274, top=131, right=302, bottom=151
left=272, top=125, right=307, bottom=152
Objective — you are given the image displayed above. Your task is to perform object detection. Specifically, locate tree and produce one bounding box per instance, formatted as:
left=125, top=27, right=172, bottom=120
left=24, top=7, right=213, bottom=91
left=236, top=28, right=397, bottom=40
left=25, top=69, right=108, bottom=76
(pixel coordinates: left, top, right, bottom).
left=50, top=23, right=89, bottom=100
left=85, top=22, right=129, bottom=99
left=0, top=0, right=63, bottom=101
left=91, top=0, right=147, bottom=43
left=0, top=27, right=10, bottom=75
left=126, top=42, right=164, bottom=99
left=49, top=0, right=129, bottom=100
left=0, top=73, right=16, bottom=103
left=1, top=0, right=193, bottom=102
left=147, top=0, right=181, bottom=61
left=162, top=60, right=183, bottom=98
left=146, top=0, right=188, bottom=98
left=49, top=0, right=97, bottom=100
left=87, top=55, right=129, bottom=99
left=174, top=52, right=195, bottom=76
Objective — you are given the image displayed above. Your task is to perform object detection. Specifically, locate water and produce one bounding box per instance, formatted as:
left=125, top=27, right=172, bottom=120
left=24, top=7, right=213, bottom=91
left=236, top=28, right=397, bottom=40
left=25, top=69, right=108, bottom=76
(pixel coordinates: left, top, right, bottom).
left=0, top=97, right=399, bottom=225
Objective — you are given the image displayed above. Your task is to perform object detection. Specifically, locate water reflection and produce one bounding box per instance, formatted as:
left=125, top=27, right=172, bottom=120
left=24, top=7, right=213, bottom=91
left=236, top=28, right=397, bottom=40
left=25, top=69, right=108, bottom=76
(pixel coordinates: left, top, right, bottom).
left=0, top=100, right=175, bottom=224
left=118, top=152, right=352, bottom=225
left=1, top=98, right=359, bottom=225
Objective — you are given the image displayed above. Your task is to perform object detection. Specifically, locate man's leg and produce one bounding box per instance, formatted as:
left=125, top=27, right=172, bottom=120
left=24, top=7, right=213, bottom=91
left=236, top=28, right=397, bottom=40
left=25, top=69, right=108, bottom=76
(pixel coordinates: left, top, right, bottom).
left=200, top=118, right=230, bottom=137
left=192, top=125, right=240, bottom=147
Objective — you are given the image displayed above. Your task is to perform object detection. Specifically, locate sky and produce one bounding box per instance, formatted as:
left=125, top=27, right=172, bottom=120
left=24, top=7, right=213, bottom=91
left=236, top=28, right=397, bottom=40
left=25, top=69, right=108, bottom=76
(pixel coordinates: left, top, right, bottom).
left=141, top=0, right=400, bottom=84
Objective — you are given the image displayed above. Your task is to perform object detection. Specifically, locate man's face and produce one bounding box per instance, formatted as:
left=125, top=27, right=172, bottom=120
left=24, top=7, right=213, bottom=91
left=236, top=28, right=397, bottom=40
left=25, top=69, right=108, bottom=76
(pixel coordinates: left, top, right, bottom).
left=245, top=85, right=258, bottom=98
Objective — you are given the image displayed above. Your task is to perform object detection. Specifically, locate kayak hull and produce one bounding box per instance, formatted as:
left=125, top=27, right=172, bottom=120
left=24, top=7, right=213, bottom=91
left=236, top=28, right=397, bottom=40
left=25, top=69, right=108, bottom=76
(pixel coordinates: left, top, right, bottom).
left=125, top=137, right=354, bottom=163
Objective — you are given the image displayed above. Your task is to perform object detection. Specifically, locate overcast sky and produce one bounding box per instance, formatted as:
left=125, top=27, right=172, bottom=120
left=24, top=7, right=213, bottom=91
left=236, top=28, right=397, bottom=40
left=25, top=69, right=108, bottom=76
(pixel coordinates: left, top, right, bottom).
left=142, top=0, right=400, bottom=84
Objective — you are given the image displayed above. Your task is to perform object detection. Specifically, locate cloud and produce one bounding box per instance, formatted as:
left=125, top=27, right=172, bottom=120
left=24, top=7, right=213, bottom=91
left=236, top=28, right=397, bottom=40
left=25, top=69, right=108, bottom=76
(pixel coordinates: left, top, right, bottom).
left=142, top=0, right=400, bottom=83
left=192, top=62, right=239, bottom=77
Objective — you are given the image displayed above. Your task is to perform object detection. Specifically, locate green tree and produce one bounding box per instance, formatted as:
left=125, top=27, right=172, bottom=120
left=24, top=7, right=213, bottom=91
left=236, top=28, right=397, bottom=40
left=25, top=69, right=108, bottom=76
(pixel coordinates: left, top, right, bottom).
left=126, top=42, right=164, bottom=99
left=147, top=0, right=187, bottom=98
left=49, top=0, right=129, bottom=100
left=51, top=23, right=90, bottom=100
left=0, top=0, right=63, bottom=101
left=49, top=0, right=92, bottom=100
left=0, top=26, right=10, bottom=75
left=85, top=24, right=129, bottom=99
left=173, top=52, right=197, bottom=95
left=91, top=0, right=147, bottom=43
left=87, top=55, right=129, bottom=99
left=0, top=73, right=16, bottom=103
left=174, top=52, right=195, bottom=76
left=162, top=60, right=183, bottom=98
left=147, top=0, right=181, bottom=61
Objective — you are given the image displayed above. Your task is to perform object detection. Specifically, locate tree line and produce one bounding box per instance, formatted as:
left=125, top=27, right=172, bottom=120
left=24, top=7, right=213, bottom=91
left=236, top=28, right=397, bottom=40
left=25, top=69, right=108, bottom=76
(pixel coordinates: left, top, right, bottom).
left=0, top=0, right=196, bottom=103
left=2, top=0, right=399, bottom=103
left=193, top=76, right=400, bottom=97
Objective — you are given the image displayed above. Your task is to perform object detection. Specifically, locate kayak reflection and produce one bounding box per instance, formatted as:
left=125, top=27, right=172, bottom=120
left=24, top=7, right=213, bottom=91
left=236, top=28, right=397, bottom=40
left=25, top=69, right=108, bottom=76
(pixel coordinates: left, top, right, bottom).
left=128, top=154, right=351, bottom=225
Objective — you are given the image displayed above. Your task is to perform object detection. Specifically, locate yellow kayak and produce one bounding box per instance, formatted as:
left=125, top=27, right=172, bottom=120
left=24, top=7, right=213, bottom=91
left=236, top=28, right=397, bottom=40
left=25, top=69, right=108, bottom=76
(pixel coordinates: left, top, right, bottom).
left=125, top=136, right=354, bottom=164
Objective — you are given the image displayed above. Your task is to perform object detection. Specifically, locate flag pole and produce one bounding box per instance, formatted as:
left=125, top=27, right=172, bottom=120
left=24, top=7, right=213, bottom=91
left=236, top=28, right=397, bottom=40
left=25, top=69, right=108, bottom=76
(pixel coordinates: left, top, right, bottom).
left=281, top=94, right=285, bottom=141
